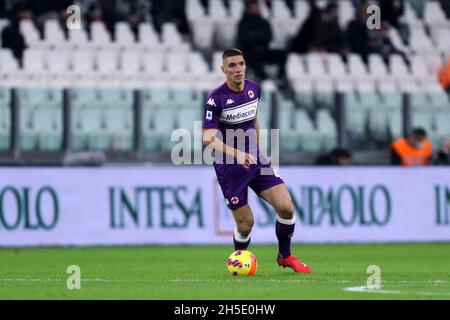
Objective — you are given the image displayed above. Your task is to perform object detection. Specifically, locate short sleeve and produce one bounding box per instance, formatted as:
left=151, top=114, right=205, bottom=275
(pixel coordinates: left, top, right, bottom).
left=203, top=94, right=222, bottom=129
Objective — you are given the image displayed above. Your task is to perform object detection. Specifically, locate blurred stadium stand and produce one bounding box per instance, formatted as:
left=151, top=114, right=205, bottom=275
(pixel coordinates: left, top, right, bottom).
left=0, top=0, right=449, bottom=165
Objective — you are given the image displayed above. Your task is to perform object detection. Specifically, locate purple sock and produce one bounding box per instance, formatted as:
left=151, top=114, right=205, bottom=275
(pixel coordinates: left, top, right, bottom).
left=233, top=228, right=250, bottom=250
left=276, top=216, right=295, bottom=259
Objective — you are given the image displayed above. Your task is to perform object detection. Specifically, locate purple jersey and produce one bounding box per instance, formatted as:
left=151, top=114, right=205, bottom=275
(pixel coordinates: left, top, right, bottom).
left=203, top=79, right=284, bottom=210
left=203, top=79, right=261, bottom=165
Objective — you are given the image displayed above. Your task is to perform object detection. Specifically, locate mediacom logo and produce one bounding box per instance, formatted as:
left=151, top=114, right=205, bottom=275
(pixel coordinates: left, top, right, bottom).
left=225, top=108, right=256, bottom=122
left=0, top=186, right=59, bottom=231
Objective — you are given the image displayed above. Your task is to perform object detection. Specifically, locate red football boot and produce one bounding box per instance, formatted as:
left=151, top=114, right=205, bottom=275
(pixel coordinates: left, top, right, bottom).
left=277, top=254, right=311, bottom=273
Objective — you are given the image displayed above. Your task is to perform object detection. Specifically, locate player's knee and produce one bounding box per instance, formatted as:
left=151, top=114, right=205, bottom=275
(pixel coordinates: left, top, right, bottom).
left=277, top=200, right=294, bottom=219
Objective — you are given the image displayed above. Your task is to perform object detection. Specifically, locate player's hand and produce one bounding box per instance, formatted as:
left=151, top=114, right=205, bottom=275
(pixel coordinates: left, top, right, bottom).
left=236, top=151, right=257, bottom=170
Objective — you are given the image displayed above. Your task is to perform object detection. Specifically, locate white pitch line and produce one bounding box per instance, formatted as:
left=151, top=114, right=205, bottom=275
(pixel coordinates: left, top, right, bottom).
left=344, top=286, right=402, bottom=294
left=343, top=286, right=450, bottom=297
left=0, top=278, right=449, bottom=285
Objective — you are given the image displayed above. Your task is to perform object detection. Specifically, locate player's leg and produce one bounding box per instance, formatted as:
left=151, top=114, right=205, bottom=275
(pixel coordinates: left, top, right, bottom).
left=231, top=204, right=254, bottom=251
left=258, top=183, right=295, bottom=258
left=255, top=180, right=311, bottom=273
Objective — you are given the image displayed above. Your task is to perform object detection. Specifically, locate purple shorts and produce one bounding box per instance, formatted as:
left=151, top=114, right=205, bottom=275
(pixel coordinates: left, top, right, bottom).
left=214, top=163, right=284, bottom=210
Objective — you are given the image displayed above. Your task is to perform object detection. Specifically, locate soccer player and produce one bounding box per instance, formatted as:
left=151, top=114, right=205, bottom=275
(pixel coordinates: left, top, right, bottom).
left=203, top=48, right=311, bottom=273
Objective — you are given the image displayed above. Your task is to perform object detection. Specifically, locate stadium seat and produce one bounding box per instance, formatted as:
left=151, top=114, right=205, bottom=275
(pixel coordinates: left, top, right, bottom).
left=115, top=22, right=135, bottom=45
left=314, top=80, right=334, bottom=110
left=19, top=20, right=41, bottom=47
left=410, top=54, right=432, bottom=80
left=23, top=48, right=45, bottom=73
left=347, top=54, right=368, bottom=78
left=0, top=49, right=19, bottom=85
left=119, top=51, right=142, bottom=87
left=214, top=19, right=238, bottom=50
left=104, top=105, right=134, bottom=151
left=277, top=98, right=297, bottom=151
left=286, top=53, right=306, bottom=81
left=67, top=28, right=90, bottom=49
left=338, top=0, right=354, bottom=29
left=293, top=80, right=314, bottom=110
left=187, top=52, right=211, bottom=81
left=166, top=52, right=187, bottom=77
left=409, top=25, right=435, bottom=54
left=326, top=54, right=348, bottom=79
left=138, top=22, right=161, bottom=49
left=424, top=1, right=450, bottom=27
left=368, top=54, right=388, bottom=77
left=70, top=49, right=95, bottom=74
left=142, top=51, right=165, bottom=78
left=161, top=22, right=190, bottom=51
left=141, top=86, right=176, bottom=151
left=294, top=109, right=323, bottom=151
left=258, top=0, right=271, bottom=19
left=95, top=50, right=119, bottom=83
left=389, top=54, right=410, bottom=79
left=18, top=88, right=63, bottom=150
left=70, top=88, right=99, bottom=150
left=186, top=0, right=206, bottom=21
left=388, top=27, right=409, bottom=54
left=43, top=19, right=66, bottom=45
left=270, top=0, right=298, bottom=49
left=191, top=18, right=215, bottom=51
left=294, top=0, right=311, bottom=25
left=432, top=26, right=450, bottom=53
left=410, top=90, right=434, bottom=134
left=90, top=21, right=112, bottom=45
left=305, top=53, right=326, bottom=78
left=316, top=109, right=338, bottom=149
left=0, top=88, right=11, bottom=150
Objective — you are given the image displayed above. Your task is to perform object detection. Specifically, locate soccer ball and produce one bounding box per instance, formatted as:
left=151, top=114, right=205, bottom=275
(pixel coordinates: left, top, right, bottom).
left=227, top=250, right=258, bottom=276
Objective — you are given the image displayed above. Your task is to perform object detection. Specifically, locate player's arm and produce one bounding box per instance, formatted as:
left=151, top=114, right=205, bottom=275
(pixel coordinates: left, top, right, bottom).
left=203, top=129, right=256, bottom=169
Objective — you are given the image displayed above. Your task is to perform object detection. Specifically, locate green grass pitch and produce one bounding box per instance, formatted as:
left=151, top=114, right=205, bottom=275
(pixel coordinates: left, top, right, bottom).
left=1, top=243, right=450, bottom=299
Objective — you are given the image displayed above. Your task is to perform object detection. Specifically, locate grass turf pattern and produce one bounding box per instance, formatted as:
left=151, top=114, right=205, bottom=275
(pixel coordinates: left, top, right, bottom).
left=1, top=243, right=450, bottom=299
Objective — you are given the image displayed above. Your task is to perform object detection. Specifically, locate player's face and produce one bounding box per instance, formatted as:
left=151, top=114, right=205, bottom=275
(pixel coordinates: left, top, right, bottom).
left=222, top=55, right=246, bottom=85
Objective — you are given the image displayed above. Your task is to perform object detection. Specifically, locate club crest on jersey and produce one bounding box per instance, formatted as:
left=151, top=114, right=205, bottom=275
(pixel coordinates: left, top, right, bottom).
left=247, top=90, right=254, bottom=99
left=230, top=196, right=239, bottom=205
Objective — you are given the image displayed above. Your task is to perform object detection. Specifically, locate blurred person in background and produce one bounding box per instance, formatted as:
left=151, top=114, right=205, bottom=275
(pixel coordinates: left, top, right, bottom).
left=0, top=0, right=12, bottom=19
left=315, top=148, right=352, bottom=166
left=439, top=56, right=450, bottom=94
left=378, top=21, right=408, bottom=64
left=347, top=3, right=384, bottom=63
left=13, top=0, right=73, bottom=32
left=379, top=0, right=409, bottom=43
left=379, top=0, right=404, bottom=30
left=390, top=128, right=433, bottom=166
left=1, top=12, right=26, bottom=65
left=434, top=140, right=450, bottom=165
left=236, top=0, right=287, bottom=83
left=439, top=0, right=450, bottom=19
left=290, top=1, right=348, bottom=55
left=150, top=0, right=190, bottom=37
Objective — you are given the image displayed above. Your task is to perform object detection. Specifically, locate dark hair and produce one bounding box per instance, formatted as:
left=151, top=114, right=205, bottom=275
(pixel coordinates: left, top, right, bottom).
left=325, top=2, right=338, bottom=12
left=222, top=48, right=244, bottom=60
left=412, top=127, right=427, bottom=137
left=245, top=0, right=259, bottom=8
